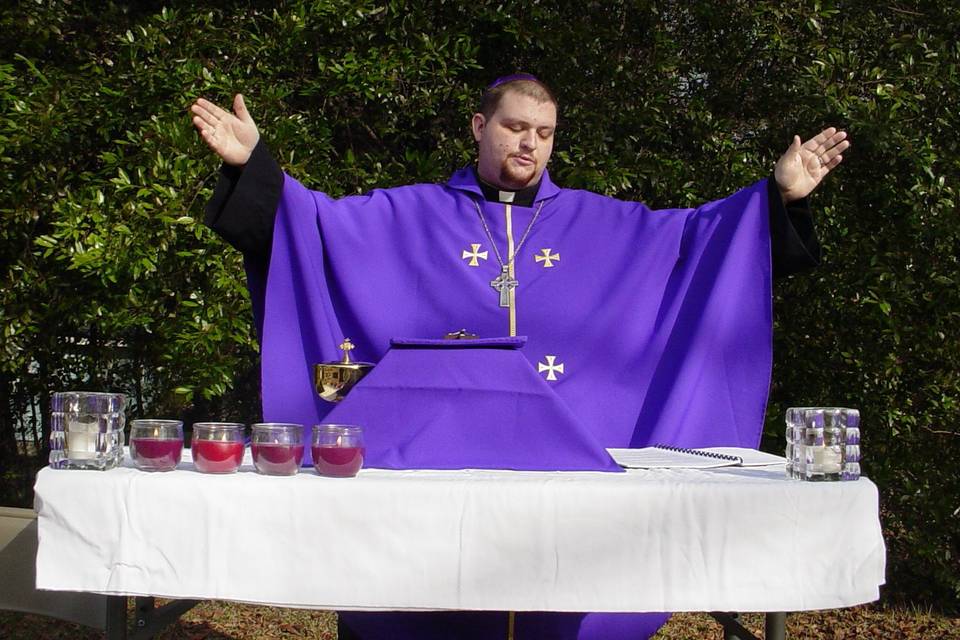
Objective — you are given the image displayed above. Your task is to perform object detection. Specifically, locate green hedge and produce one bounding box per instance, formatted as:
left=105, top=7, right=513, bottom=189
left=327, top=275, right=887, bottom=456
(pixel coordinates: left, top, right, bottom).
left=1, top=0, right=957, bottom=609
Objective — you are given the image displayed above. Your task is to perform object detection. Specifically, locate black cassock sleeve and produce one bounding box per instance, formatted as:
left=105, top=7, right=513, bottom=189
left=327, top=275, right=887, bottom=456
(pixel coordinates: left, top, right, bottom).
left=766, top=178, right=821, bottom=278
left=204, top=141, right=821, bottom=279
left=203, top=139, right=283, bottom=261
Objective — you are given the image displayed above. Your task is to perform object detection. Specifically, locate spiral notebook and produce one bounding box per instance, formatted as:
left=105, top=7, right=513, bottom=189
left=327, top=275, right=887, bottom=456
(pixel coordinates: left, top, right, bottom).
left=606, top=445, right=786, bottom=469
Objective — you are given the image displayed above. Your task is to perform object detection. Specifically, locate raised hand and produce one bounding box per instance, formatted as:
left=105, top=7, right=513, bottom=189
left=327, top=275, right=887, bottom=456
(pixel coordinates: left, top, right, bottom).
left=190, top=94, right=260, bottom=166
left=774, top=127, right=850, bottom=203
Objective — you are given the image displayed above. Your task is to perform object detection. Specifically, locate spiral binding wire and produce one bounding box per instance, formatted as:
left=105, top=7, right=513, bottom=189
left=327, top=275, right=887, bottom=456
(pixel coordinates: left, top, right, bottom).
left=653, top=444, right=742, bottom=463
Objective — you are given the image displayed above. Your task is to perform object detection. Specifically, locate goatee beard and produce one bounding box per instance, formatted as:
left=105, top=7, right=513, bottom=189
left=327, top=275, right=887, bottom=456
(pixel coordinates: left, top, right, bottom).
left=499, top=158, right=535, bottom=189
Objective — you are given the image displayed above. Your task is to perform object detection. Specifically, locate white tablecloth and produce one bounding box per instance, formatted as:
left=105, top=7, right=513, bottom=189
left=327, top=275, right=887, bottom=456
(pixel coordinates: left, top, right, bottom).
left=34, top=451, right=885, bottom=613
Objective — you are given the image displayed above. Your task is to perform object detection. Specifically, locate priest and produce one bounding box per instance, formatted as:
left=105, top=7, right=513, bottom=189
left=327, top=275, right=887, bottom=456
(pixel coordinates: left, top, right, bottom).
left=191, top=74, right=848, bottom=640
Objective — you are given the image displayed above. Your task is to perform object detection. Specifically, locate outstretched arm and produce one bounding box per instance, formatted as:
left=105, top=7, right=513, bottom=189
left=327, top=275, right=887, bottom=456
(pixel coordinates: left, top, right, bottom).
left=190, top=94, right=260, bottom=166
left=193, top=94, right=282, bottom=260
left=774, top=127, right=850, bottom=204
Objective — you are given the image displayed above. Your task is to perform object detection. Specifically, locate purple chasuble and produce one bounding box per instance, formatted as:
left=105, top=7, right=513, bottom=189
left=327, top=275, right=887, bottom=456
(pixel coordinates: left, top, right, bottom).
left=323, top=337, right=622, bottom=471
left=252, top=167, right=772, bottom=457
left=246, top=166, right=773, bottom=640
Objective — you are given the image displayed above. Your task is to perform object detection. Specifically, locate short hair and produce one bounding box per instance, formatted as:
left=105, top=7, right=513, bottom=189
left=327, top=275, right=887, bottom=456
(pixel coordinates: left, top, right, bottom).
left=478, top=74, right=558, bottom=119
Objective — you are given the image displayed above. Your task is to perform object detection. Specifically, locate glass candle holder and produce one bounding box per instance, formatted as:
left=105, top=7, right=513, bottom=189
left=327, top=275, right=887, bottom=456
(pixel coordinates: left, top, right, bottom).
left=49, top=391, right=126, bottom=470
left=251, top=423, right=304, bottom=476
left=785, top=407, right=860, bottom=481
left=191, top=422, right=245, bottom=474
left=312, top=424, right=365, bottom=477
left=130, top=419, right=183, bottom=472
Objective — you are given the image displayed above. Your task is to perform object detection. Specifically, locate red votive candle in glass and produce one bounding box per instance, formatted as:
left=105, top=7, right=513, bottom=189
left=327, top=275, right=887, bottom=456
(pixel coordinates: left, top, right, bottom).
left=191, top=422, right=245, bottom=474
left=130, top=419, right=183, bottom=472
left=251, top=423, right=304, bottom=476
left=312, top=424, right=364, bottom=478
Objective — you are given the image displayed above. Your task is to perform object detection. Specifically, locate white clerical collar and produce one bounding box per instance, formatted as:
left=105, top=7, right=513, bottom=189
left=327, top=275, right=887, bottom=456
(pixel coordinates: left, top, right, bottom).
left=473, top=167, right=541, bottom=207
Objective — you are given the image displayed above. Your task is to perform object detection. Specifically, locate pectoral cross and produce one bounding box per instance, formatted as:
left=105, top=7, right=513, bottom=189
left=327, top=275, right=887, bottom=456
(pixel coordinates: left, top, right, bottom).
left=490, top=265, right=518, bottom=308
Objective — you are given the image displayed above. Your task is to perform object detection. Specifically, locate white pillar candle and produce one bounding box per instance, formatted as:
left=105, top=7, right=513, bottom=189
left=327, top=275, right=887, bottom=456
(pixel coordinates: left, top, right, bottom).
left=66, top=417, right=99, bottom=459
left=813, top=446, right=842, bottom=474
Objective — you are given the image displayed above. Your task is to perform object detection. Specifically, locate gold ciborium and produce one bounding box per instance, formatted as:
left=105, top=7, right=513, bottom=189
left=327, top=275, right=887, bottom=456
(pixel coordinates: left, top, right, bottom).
left=313, top=338, right=374, bottom=403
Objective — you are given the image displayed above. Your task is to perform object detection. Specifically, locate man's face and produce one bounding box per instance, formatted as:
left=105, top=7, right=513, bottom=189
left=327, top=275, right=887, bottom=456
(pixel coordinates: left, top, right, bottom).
left=472, top=90, right=557, bottom=190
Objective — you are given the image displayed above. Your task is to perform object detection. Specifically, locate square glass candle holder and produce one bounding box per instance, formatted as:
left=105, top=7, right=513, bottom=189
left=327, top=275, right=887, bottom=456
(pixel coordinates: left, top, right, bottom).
left=130, top=419, right=184, bottom=472
left=785, top=407, right=860, bottom=481
left=49, top=391, right=126, bottom=470
left=191, top=423, right=246, bottom=474
left=312, top=424, right=365, bottom=477
left=251, top=423, right=305, bottom=476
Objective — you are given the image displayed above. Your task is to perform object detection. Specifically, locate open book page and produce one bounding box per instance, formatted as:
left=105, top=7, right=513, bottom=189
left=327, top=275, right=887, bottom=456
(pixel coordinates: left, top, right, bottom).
left=606, top=446, right=786, bottom=469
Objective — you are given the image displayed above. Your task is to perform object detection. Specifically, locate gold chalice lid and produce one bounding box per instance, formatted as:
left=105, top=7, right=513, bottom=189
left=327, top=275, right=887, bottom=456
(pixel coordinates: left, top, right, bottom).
left=313, top=338, right=374, bottom=403
left=334, top=338, right=368, bottom=365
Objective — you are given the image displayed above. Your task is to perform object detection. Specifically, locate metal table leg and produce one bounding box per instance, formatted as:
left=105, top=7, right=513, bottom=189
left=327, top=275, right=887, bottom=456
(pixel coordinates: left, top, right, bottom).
left=105, top=596, right=128, bottom=640
left=712, top=612, right=757, bottom=640
left=710, top=611, right=788, bottom=640
left=765, top=611, right=786, bottom=640
left=103, top=595, right=200, bottom=640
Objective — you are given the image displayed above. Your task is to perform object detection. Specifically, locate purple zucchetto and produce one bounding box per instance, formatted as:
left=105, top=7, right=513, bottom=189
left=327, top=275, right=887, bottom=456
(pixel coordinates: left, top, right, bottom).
left=486, top=73, right=541, bottom=89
